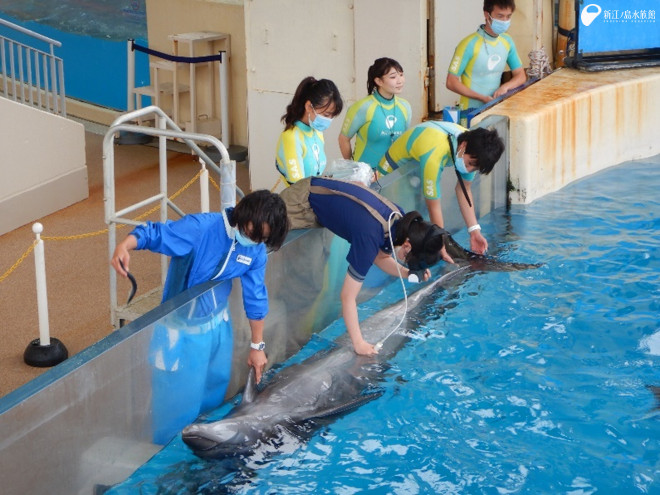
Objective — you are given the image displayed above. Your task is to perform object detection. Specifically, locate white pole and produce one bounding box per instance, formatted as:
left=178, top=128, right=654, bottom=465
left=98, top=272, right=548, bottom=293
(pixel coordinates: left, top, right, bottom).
left=221, top=159, right=237, bottom=209
left=32, top=223, right=50, bottom=346
left=199, top=158, right=210, bottom=213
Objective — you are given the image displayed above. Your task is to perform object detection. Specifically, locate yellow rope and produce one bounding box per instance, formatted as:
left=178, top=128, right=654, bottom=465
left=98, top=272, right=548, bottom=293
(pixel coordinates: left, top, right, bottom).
left=0, top=240, right=37, bottom=283
left=1, top=169, right=205, bottom=282
left=42, top=170, right=204, bottom=241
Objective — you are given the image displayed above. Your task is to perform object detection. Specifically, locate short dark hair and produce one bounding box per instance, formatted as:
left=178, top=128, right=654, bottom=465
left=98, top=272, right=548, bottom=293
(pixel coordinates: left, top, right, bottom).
left=231, top=190, right=289, bottom=250
left=393, top=211, right=446, bottom=270
left=483, top=0, right=516, bottom=13
left=458, top=127, right=505, bottom=175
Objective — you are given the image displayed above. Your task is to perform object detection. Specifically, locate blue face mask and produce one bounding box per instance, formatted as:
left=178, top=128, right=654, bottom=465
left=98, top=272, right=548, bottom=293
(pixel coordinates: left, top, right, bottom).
left=454, top=151, right=469, bottom=175
left=310, top=108, right=333, bottom=132
left=234, top=227, right=258, bottom=247
left=489, top=15, right=511, bottom=35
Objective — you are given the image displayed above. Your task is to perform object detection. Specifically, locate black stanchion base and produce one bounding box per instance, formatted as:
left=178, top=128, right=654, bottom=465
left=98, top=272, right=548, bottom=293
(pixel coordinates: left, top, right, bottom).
left=24, top=337, right=68, bottom=368
left=114, top=131, right=153, bottom=146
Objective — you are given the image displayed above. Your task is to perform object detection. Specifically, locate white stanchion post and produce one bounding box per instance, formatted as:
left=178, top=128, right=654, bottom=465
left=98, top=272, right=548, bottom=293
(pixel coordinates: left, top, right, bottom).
left=33, top=223, right=50, bottom=346
left=199, top=158, right=210, bottom=213
left=24, top=223, right=68, bottom=367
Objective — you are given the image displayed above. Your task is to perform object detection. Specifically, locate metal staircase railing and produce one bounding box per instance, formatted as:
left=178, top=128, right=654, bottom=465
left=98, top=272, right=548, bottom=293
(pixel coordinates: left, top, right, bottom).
left=105, top=105, right=241, bottom=327
left=0, top=16, right=66, bottom=116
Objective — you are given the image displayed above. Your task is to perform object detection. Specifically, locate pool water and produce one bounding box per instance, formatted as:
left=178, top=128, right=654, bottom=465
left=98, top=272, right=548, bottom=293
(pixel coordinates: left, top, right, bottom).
left=109, top=158, right=660, bottom=494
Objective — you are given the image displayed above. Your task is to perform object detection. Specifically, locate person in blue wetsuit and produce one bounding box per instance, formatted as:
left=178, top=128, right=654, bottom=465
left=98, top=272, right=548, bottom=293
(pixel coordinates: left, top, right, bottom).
left=339, top=57, right=412, bottom=169
left=276, top=77, right=343, bottom=185
left=111, top=190, right=289, bottom=384
left=280, top=176, right=447, bottom=356
left=446, top=0, right=526, bottom=124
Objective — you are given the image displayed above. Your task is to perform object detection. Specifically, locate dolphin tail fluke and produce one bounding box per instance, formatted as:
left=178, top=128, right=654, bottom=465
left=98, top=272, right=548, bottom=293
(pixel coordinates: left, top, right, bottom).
left=310, top=391, right=384, bottom=419
left=242, top=366, right=258, bottom=404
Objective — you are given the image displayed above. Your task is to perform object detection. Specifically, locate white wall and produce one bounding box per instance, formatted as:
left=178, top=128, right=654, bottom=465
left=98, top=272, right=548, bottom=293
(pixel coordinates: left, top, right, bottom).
left=0, top=98, right=88, bottom=235
left=244, top=0, right=427, bottom=192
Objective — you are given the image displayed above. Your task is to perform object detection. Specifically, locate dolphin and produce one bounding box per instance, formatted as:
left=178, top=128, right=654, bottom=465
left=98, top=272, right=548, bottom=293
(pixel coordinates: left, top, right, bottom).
left=181, top=234, right=540, bottom=459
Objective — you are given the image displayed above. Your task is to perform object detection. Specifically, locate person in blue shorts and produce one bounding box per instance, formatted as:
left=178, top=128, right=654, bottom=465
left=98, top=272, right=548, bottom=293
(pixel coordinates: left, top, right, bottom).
left=379, top=120, right=504, bottom=260
left=446, top=0, right=526, bottom=122
left=280, top=176, right=447, bottom=356
left=339, top=58, right=412, bottom=169
left=276, top=77, right=343, bottom=185
left=111, top=190, right=290, bottom=385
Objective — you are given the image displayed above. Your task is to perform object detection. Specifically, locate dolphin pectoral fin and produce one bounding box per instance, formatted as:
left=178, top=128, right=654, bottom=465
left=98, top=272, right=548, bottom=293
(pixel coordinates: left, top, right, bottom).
left=242, top=366, right=258, bottom=404
left=310, top=391, right=385, bottom=419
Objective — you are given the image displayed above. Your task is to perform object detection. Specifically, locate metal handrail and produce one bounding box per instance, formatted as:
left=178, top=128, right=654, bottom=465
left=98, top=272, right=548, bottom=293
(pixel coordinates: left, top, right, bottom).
left=0, top=16, right=66, bottom=116
left=104, top=105, right=239, bottom=327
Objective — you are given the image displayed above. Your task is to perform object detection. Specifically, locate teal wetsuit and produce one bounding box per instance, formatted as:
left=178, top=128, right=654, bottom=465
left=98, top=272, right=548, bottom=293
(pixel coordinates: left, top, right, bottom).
left=448, top=26, right=523, bottom=112
left=276, top=121, right=326, bottom=184
left=340, top=92, right=412, bottom=169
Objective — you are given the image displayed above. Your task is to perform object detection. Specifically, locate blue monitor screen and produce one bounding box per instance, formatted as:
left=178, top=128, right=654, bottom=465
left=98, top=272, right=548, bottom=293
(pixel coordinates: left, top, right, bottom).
left=577, top=0, right=660, bottom=54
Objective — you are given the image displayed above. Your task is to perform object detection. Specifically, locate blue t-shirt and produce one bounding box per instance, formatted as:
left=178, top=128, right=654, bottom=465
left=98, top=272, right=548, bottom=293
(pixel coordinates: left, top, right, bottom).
left=308, top=177, right=404, bottom=281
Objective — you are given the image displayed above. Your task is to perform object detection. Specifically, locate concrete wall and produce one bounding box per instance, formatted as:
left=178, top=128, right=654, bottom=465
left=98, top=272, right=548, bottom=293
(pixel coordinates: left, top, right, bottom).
left=0, top=98, right=88, bottom=236
left=144, top=0, right=248, bottom=146
left=244, top=0, right=427, bottom=192
left=474, top=67, right=660, bottom=204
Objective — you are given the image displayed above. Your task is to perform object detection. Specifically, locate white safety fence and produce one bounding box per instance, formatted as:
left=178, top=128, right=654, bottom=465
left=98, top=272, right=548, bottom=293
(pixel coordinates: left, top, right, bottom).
left=0, top=16, right=66, bottom=116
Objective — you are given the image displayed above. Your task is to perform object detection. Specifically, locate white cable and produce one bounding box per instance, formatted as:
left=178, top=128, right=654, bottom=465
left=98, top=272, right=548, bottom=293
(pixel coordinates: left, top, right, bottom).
left=374, top=211, right=409, bottom=351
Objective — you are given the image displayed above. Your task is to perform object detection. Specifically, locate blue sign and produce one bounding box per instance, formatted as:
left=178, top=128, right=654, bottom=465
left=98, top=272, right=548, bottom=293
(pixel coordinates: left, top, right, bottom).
left=578, top=0, right=660, bottom=53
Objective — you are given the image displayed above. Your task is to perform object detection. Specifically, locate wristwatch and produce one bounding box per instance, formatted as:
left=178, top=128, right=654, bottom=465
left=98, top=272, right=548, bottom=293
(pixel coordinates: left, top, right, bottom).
left=250, top=341, right=266, bottom=351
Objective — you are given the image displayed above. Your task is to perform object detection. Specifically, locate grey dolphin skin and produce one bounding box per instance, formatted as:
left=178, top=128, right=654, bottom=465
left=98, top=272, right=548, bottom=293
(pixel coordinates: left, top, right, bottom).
left=182, top=234, right=540, bottom=459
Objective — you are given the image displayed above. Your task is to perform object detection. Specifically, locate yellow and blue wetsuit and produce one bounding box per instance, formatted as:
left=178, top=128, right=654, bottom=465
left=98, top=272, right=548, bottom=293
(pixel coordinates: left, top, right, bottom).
left=340, top=91, right=412, bottom=168
left=379, top=121, right=476, bottom=200
left=276, top=120, right=326, bottom=184
left=448, top=26, right=523, bottom=111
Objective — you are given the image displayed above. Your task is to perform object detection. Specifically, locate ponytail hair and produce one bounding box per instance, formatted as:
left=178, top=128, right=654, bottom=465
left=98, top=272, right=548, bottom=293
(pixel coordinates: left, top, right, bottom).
left=281, top=77, right=343, bottom=130
left=393, top=211, right=447, bottom=270
left=367, top=57, right=404, bottom=95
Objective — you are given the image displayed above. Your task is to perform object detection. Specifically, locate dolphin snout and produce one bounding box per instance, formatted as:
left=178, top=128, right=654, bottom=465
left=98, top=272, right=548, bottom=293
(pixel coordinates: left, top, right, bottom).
left=182, top=421, right=257, bottom=457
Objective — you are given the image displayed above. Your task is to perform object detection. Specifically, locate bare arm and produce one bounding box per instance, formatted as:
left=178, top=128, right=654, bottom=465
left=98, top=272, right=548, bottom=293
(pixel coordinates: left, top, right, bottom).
left=455, top=180, right=488, bottom=254
left=446, top=73, right=493, bottom=104
left=338, top=134, right=353, bottom=160
left=340, top=273, right=376, bottom=356
left=247, top=318, right=267, bottom=383
left=493, top=67, right=527, bottom=98
left=111, top=234, right=138, bottom=277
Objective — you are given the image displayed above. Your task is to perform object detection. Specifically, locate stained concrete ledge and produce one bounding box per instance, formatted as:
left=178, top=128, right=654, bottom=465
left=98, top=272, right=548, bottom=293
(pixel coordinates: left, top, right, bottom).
left=474, top=66, right=660, bottom=204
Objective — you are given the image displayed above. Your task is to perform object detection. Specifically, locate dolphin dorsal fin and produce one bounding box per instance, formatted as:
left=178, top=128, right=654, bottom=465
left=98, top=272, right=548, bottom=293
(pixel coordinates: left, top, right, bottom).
left=242, top=366, right=258, bottom=404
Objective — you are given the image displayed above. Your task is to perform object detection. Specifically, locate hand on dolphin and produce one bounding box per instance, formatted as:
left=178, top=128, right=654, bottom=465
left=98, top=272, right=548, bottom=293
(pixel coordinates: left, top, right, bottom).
left=469, top=229, right=488, bottom=255
left=248, top=348, right=267, bottom=383
left=353, top=339, right=378, bottom=356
